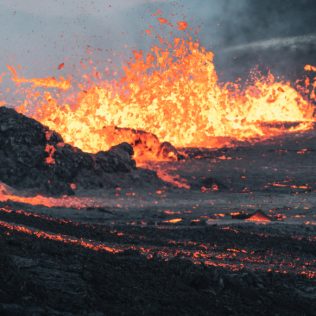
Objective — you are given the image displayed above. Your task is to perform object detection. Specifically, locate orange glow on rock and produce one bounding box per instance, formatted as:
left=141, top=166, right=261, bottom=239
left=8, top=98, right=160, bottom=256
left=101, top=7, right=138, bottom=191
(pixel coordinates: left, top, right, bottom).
left=246, top=211, right=271, bottom=222
left=45, top=144, right=56, bottom=165
left=157, top=17, right=173, bottom=27
left=0, top=182, right=98, bottom=209
left=0, top=220, right=120, bottom=253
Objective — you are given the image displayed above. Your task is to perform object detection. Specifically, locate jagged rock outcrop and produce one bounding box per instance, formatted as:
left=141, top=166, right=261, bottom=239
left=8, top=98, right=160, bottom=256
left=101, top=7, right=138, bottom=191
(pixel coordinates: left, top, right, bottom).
left=0, top=107, right=160, bottom=195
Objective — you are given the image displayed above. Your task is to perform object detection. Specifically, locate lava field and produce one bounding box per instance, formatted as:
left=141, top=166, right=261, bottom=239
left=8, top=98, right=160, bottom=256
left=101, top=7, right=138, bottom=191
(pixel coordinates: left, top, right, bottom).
left=0, top=108, right=316, bottom=315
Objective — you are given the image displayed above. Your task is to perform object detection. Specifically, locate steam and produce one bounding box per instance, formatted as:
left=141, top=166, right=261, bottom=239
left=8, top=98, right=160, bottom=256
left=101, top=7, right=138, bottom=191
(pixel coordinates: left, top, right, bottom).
left=224, top=34, right=316, bottom=53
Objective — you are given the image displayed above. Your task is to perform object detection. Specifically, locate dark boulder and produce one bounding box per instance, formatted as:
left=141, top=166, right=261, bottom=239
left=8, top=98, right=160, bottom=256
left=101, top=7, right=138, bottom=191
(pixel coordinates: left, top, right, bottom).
left=0, top=107, right=139, bottom=195
left=96, top=142, right=136, bottom=173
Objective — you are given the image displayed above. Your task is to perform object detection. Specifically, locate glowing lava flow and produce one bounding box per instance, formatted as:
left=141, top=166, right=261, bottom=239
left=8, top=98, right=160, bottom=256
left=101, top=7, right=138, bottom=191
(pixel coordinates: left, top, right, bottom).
left=0, top=182, right=100, bottom=209
left=0, top=214, right=315, bottom=279
left=3, top=19, right=316, bottom=163
left=0, top=220, right=120, bottom=253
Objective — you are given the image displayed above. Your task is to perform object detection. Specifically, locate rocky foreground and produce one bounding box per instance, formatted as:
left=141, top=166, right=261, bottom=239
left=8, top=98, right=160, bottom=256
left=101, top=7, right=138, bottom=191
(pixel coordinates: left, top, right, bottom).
left=0, top=202, right=315, bottom=316
left=1, top=106, right=316, bottom=315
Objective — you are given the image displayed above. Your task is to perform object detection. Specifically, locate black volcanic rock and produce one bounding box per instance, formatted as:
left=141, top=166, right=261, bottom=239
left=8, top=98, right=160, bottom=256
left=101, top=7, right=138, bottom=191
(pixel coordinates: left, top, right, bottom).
left=0, top=107, right=141, bottom=195
left=95, top=142, right=136, bottom=173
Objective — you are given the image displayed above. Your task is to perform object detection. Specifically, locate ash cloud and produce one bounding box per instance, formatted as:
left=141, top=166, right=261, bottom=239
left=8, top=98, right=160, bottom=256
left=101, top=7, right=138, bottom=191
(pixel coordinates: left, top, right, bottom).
left=207, top=0, right=316, bottom=81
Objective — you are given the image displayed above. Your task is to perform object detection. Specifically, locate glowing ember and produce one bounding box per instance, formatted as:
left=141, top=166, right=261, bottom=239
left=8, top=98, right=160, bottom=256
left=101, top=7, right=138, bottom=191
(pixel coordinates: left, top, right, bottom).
left=245, top=211, right=272, bottom=222
left=0, top=182, right=98, bottom=209
left=0, top=205, right=315, bottom=279
left=0, top=220, right=120, bottom=253
left=177, top=21, right=188, bottom=31
left=268, top=182, right=311, bottom=191
left=44, top=144, right=56, bottom=165
left=155, top=169, right=190, bottom=189
left=163, top=218, right=183, bottom=224
left=297, top=148, right=310, bottom=155
left=304, top=64, right=316, bottom=72
left=2, top=19, right=315, bottom=163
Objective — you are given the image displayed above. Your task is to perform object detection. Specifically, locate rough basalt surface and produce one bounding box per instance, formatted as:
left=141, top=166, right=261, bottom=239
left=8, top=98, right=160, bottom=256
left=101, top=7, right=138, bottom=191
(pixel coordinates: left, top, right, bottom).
left=0, top=107, right=160, bottom=195
left=0, top=206, right=315, bottom=316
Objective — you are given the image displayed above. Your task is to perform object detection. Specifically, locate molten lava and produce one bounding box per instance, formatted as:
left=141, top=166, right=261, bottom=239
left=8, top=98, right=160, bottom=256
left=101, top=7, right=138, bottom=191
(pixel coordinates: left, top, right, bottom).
left=7, top=65, right=71, bottom=91
left=245, top=210, right=272, bottom=222
left=2, top=19, right=316, bottom=163
left=0, top=182, right=101, bottom=209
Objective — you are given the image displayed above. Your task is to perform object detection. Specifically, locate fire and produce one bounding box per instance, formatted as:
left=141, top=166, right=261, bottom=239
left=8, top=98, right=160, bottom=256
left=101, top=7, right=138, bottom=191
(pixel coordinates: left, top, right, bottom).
left=44, top=144, right=56, bottom=165
left=0, top=182, right=101, bottom=209
left=2, top=20, right=316, bottom=163
left=7, top=65, right=71, bottom=91
left=304, top=64, right=316, bottom=72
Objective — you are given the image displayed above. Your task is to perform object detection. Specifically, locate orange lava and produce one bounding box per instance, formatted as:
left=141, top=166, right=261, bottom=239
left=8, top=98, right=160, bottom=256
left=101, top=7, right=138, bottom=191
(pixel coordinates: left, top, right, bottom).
left=7, top=65, right=71, bottom=91
left=163, top=218, right=183, bottom=224
left=0, top=211, right=315, bottom=279
left=304, top=64, right=316, bottom=72
left=0, top=182, right=99, bottom=209
left=246, top=211, right=271, bottom=222
left=155, top=169, right=190, bottom=189
left=2, top=19, right=315, bottom=164
left=0, top=220, right=119, bottom=253
left=177, top=21, right=188, bottom=31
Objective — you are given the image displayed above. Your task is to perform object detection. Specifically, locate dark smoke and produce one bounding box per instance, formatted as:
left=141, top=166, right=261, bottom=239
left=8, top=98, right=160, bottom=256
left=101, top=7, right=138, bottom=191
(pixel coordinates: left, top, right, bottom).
left=208, top=0, right=316, bottom=81
left=100, top=0, right=316, bottom=81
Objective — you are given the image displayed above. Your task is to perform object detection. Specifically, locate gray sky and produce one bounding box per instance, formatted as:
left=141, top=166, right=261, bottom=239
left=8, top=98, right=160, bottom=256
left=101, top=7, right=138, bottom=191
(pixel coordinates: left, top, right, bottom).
left=0, top=0, right=208, bottom=77
left=0, top=0, right=154, bottom=16
left=0, top=0, right=315, bottom=80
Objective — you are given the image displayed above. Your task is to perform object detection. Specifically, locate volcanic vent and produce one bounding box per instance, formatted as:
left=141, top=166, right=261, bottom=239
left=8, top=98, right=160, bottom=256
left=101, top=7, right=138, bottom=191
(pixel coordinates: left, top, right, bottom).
left=1, top=18, right=314, bottom=164
left=0, top=4, right=316, bottom=316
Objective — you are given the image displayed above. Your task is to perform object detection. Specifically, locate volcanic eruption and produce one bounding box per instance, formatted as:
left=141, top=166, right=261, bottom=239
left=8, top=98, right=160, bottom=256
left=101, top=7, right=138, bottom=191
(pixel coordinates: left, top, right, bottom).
left=1, top=16, right=315, bottom=165
left=0, top=2, right=316, bottom=315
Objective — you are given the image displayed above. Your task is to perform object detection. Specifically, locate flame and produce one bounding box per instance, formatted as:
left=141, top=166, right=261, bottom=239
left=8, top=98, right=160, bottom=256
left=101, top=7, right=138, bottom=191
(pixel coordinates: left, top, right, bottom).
left=3, top=20, right=316, bottom=163
left=304, top=64, right=316, bottom=72
left=7, top=65, right=71, bottom=91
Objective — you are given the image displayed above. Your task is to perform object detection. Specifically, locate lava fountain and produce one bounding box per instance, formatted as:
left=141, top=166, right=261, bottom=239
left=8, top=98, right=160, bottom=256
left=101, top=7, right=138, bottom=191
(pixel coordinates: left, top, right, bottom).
left=2, top=18, right=316, bottom=163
